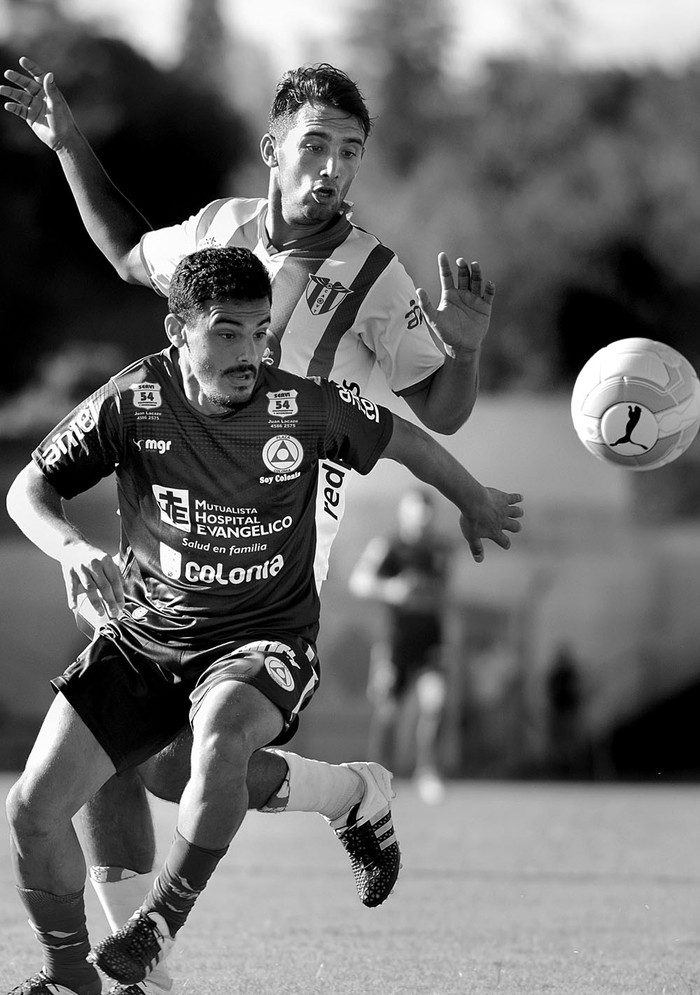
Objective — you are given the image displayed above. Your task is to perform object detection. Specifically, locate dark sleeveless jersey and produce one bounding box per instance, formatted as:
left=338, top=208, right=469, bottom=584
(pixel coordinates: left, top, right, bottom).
left=377, top=532, right=451, bottom=651
left=33, top=347, right=393, bottom=646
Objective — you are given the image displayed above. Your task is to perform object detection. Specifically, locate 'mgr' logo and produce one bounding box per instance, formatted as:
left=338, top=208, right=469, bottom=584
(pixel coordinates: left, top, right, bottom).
left=135, top=438, right=172, bottom=454
left=145, top=438, right=172, bottom=454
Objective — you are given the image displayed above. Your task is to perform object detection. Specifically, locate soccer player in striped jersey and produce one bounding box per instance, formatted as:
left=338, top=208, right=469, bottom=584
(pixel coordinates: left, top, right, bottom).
left=2, top=60, right=491, bottom=434
left=5, top=247, right=522, bottom=995
left=3, top=60, right=497, bottom=993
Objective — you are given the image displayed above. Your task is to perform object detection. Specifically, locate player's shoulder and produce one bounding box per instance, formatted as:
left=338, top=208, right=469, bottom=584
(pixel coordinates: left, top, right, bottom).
left=109, top=349, right=171, bottom=394
left=260, top=368, right=349, bottom=415
left=259, top=365, right=323, bottom=396
left=218, top=196, right=267, bottom=216
left=346, top=218, right=414, bottom=286
left=347, top=219, right=393, bottom=254
left=193, top=196, right=267, bottom=241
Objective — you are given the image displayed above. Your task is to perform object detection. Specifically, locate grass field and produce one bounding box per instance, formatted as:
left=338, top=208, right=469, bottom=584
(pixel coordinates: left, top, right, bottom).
left=0, top=776, right=697, bottom=995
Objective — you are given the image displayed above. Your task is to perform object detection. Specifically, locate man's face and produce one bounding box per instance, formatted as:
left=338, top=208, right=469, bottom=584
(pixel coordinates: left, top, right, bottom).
left=177, top=299, right=271, bottom=411
left=271, top=102, right=365, bottom=227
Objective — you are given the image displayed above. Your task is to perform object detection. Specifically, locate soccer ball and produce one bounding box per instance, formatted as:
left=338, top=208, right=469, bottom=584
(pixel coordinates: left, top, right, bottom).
left=571, top=337, right=700, bottom=471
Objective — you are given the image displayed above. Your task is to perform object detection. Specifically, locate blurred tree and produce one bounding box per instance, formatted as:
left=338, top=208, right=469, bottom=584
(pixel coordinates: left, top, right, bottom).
left=348, top=0, right=452, bottom=175
left=4, top=5, right=700, bottom=450
left=179, top=0, right=227, bottom=98
left=347, top=53, right=700, bottom=393
left=0, top=17, right=253, bottom=429
left=513, top=0, right=580, bottom=67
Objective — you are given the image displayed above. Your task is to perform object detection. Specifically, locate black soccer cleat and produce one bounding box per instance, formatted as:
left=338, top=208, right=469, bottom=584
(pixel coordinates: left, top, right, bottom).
left=330, top=762, right=402, bottom=907
left=90, top=910, right=174, bottom=986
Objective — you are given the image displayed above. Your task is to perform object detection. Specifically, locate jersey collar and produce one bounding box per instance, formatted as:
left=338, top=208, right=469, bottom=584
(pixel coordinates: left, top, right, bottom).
left=261, top=201, right=354, bottom=255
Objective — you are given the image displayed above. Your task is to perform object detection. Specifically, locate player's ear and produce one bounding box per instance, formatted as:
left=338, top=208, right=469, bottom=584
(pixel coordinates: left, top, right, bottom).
left=165, top=312, right=186, bottom=347
left=260, top=133, right=278, bottom=168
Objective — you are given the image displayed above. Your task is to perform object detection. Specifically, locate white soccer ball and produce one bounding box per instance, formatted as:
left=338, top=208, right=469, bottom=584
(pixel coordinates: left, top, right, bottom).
left=571, top=337, right=700, bottom=471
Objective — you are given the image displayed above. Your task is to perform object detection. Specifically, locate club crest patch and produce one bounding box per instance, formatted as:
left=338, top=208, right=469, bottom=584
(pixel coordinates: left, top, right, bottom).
left=305, top=275, right=353, bottom=315
left=262, top=435, right=303, bottom=474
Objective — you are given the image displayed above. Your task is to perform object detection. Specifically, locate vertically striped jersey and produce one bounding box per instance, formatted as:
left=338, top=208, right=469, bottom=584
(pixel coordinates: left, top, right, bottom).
left=139, top=198, right=445, bottom=395
left=32, top=348, right=393, bottom=644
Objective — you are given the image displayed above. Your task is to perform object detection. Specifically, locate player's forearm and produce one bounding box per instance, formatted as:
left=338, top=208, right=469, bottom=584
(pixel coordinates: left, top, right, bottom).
left=382, top=413, right=485, bottom=512
left=408, top=350, right=480, bottom=435
left=6, top=463, right=86, bottom=561
left=55, top=130, right=151, bottom=285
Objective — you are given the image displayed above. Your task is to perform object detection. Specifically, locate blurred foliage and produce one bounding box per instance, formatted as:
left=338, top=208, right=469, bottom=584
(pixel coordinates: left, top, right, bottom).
left=2, top=0, right=700, bottom=439
left=348, top=0, right=452, bottom=176
left=0, top=13, right=253, bottom=425
left=352, top=50, right=700, bottom=390
left=339, top=0, right=700, bottom=391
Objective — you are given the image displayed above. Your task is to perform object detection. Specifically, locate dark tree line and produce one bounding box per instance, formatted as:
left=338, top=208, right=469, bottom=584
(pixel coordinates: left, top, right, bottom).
left=2, top=0, right=700, bottom=442
left=0, top=20, right=252, bottom=429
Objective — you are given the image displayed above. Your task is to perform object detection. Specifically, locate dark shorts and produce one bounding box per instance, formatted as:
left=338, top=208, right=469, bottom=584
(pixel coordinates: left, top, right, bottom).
left=386, top=615, right=443, bottom=697
left=53, top=620, right=320, bottom=773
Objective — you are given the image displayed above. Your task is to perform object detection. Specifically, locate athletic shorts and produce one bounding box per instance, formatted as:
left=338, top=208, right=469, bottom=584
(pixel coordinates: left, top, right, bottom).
left=388, top=616, right=443, bottom=695
left=52, top=620, right=320, bottom=773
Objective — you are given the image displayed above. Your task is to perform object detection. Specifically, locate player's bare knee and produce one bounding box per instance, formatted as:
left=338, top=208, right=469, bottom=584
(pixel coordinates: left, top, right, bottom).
left=6, top=778, right=59, bottom=841
left=192, top=680, right=283, bottom=761
left=193, top=723, right=256, bottom=776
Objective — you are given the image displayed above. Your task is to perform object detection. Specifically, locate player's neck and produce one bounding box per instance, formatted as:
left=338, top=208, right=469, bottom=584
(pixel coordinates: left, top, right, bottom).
left=266, top=210, right=339, bottom=251
left=265, top=186, right=343, bottom=250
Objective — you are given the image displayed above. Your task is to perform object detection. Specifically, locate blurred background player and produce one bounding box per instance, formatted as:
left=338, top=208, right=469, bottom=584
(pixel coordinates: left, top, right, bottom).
left=349, top=489, right=452, bottom=804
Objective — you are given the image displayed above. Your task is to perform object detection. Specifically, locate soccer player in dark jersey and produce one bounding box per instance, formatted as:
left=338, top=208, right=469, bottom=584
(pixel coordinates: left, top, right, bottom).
left=5, top=247, right=523, bottom=995
left=3, top=59, right=498, bottom=994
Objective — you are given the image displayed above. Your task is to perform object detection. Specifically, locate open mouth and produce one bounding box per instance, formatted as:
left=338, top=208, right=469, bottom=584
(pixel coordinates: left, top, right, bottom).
left=312, top=186, right=337, bottom=202
left=226, top=369, right=255, bottom=386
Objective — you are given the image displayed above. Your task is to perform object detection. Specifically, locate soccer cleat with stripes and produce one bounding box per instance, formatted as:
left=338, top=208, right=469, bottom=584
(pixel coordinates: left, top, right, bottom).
left=6, top=974, right=84, bottom=995
left=107, top=982, right=172, bottom=995
left=90, top=910, right=174, bottom=986
left=329, top=761, right=401, bottom=907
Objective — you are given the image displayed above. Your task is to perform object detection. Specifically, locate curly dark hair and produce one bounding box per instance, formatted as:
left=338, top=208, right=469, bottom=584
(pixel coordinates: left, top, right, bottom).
left=168, top=247, right=272, bottom=319
left=269, top=63, right=372, bottom=140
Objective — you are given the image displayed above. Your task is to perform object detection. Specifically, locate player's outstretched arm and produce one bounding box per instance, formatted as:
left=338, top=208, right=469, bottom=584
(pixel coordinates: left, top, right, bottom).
left=380, top=414, right=523, bottom=563
left=405, top=253, right=495, bottom=435
left=6, top=462, right=125, bottom=620
left=1, top=57, right=151, bottom=285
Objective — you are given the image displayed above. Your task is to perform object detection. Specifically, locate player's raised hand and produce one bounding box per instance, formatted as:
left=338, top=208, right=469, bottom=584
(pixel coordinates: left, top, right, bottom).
left=59, top=540, right=125, bottom=620
left=458, top=488, right=524, bottom=564
left=1, top=56, right=77, bottom=150
left=417, top=253, right=496, bottom=357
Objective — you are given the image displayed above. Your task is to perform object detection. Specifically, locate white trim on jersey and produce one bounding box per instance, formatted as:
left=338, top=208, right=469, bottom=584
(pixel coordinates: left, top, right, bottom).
left=313, top=459, right=349, bottom=587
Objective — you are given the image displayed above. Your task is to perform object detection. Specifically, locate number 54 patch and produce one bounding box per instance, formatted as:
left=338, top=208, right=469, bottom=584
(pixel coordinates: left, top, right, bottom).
left=130, top=382, right=162, bottom=409
left=267, top=389, right=298, bottom=419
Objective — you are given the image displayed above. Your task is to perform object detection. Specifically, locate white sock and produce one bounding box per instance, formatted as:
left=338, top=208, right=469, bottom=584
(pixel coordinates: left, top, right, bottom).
left=89, top=866, right=174, bottom=991
left=265, top=751, right=364, bottom=822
